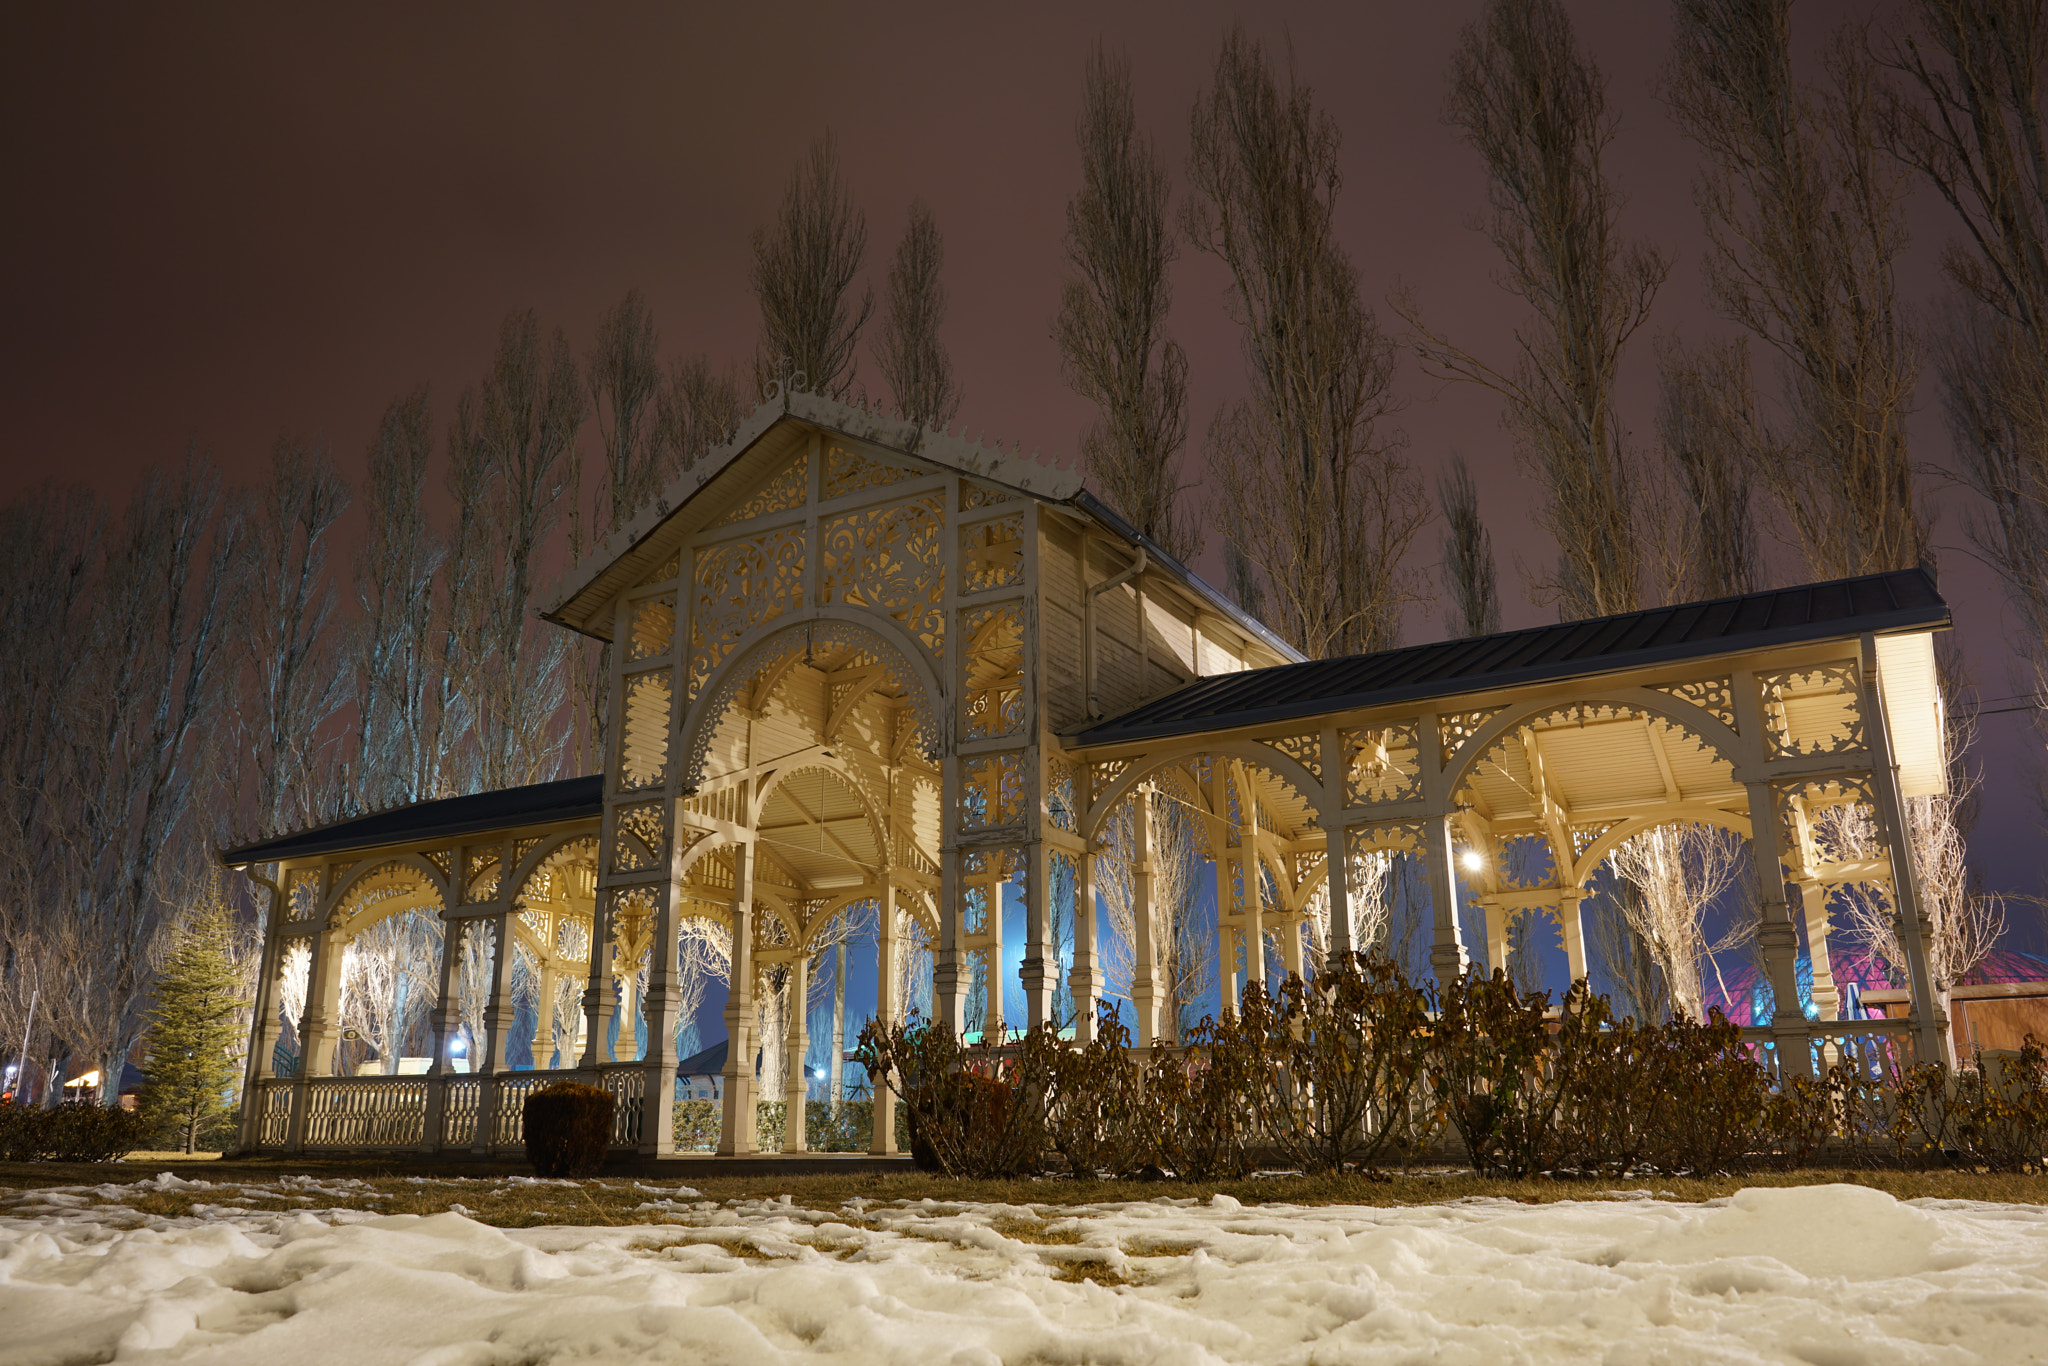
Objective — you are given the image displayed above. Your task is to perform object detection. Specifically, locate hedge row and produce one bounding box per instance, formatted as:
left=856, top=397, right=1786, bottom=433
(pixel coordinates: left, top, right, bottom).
left=0, top=1101, right=156, bottom=1162
left=855, top=954, right=2048, bottom=1179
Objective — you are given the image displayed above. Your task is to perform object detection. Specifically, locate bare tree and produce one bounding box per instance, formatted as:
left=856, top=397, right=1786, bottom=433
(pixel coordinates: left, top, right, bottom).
left=583, top=291, right=667, bottom=544
left=1880, top=0, right=2048, bottom=748
left=1654, top=336, right=1765, bottom=600
left=655, top=356, right=745, bottom=478
left=1056, top=49, right=1195, bottom=560
left=242, top=438, right=352, bottom=838
left=338, top=910, right=441, bottom=1073
left=1401, top=0, right=1667, bottom=621
left=752, top=136, right=873, bottom=400
left=444, top=311, right=585, bottom=793
left=1096, top=790, right=1213, bottom=1039
left=1187, top=28, right=1427, bottom=658
left=1607, top=823, right=1751, bottom=1021
left=351, top=390, right=453, bottom=810
left=877, top=201, right=961, bottom=432
left=1666, top=0, right=1927, bottom=579
left=1436, top=455, right=1501, bottom=637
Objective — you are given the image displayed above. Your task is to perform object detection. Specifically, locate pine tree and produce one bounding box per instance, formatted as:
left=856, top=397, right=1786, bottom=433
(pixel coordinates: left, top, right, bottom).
left=139, top=894, right=249, bottom=1152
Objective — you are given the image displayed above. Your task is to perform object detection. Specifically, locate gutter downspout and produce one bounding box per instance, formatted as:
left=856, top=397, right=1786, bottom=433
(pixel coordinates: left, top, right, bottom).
left=1084, top=539, right=1147, bottom=719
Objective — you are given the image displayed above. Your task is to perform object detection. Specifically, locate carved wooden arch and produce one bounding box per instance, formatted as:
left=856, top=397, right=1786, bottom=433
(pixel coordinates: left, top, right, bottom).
left=678, top=608, right=946, bottom=794
left=1568, top=807, right=1755, bottom=890
left=505, top=829, right=602, bottom=908
left=1082, top=739, right=1323, bottom=842
left=1445, top=685, right=1742, bottom=792
left=747, top=756, right=894, bottom=865
left=321, top=852, right=449, bottom=932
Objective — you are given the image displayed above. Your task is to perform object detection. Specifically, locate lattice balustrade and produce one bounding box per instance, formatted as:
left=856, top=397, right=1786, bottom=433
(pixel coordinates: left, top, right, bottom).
left=598, top=1067, right=646, bottom=1147
left=961, top=604, right=1025, bottom=739
left=823, top=443, right=919, bottom=500
left=818, top=496, right=946, bottom=653
left=690, top=526, right=806, bottom=690
left=618, top=668, right=673, bottom=790
left=440, top=1077, right=481, bottom=1147
left=1761, top=666, right=1866, bottom=758
left=301, top=1079, right=429, bottom=1148
left=611, top=801, right=667, bottom=873
left=709, top=456, right=807, bottom=527
left=1649, top=677, right=1737, bottom=731
left=625, top=595, right=675, bottom=662
left=1263, top=733, right=1321, bottom=784
left=963, top=752, right=1025, bottom=829
left=1438, top=709, right=1503, bottom=765
left=959, top=513, right=1024, bottom=592
left=491, top=1075, right=546, bottom=1145
left=1344, top=722, right=1422, bottom=805
left=257, top=1082, right=292, bottom=1146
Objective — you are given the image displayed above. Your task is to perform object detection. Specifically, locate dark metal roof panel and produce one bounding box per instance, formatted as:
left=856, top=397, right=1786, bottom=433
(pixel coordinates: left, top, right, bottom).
left=220, top=775, right=604, bottom=866
left=1072, top=569, right=1948, bottom=747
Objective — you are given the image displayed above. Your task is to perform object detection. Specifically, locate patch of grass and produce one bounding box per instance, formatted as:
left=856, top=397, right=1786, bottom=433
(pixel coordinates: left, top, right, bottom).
left=987, top=1214, right=1087, bottom=1246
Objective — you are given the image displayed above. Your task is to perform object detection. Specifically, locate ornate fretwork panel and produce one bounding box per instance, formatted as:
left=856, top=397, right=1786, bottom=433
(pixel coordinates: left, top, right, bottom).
left=421, top=849, right=452, bottom=879
left=1263, top=733, right=1321, bottom=784
left=962, top=752, right=1025, bottom=830
left=1649, top=677, right=1736, bottom=732
left=961, top=604, right=1026, bottom=740
left=1570, top=822, right=1620, bottom=858
left=818, top=495, right=946, bottom=653
left=1347, top=822, right=1425, bottom=857
left=963, top=847, right=1024, bottom=879
left=328, top=860, right=439, bottom=930
left=1760, top=666, right=1865, bottom=759
left=1345, top=722, right=1422, bottom=805
left=963, top=883, right=991, bottom=935
left=1771, top=772, right=1878, bottom=856
left=823, top=443, right=920, bottom=501
left=611, top=801, right=668, bottom=873
left=1089, top=758, right=1132, bottom=805
left=555, top=917, right=591, bottom=963
left=618, top=667, right=673, bottom=791
left=514, top=837, right=541, bottom=869
left=709, top=455, right=807, bottom=528
left=1046, top=756, right=1078, bottom=833
left=959, top=513, right=1024, bottom=593
left=1438, top=708, right=1503, bottom=765
left=691, top=525, right=806, bottom=692
left=626, top=595, right=675, bottom=663
left=646, top=550, right=681, bottom=586
left=287, top=869, right=322, bottom=923
left=463, top=851, right=501, bottom=904
left=960, top=481, right=1016, bottom=511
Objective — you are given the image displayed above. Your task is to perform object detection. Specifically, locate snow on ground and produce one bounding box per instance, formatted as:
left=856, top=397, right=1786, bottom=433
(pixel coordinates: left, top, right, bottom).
left=3, top=1176, right=2047, bottom=1364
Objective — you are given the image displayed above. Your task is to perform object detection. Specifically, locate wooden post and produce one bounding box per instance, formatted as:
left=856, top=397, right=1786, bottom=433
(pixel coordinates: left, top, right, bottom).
left=718, top=841, right=757, bottom=1155
left=1322, top=825, right=1353, bottom=960
left=782, top=954, right=809, bottom=1152
left=1130, top=788, right=1159, bottom=1047
left=1557, top=891, right=1588, bottom=983
left=421, top=893, right=466, bottom=1155
left=1241, top=763, right=1267, bottom=992
left=1745, top=778, right=1815, bottom=1078
left=935, top=840, right=966, bottom=1036
left=1020, top=840, right=1055, bottom=1029
left=1069, top=848, right=1100, bottom=1043
left=1484, top=902, right=1510, bottom=976
left=870, top=880, right=897, bottom=1156
left=640, top=879, right=682, bottom=1156
left=473, top=903, right=521, bottom=1153
left=1861, top=634, right=1951, bottom=1068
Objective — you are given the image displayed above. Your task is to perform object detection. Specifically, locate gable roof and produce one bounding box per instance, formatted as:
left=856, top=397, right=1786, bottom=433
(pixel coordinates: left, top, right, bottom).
left=1070, top=569, right=1949, bottom=748
left=538, top=389, right=1304, bottom=663
left=220, top=775, right=603, bottom=866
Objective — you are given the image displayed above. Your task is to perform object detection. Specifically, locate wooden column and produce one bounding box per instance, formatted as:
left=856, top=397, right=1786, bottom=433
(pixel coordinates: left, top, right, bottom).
left=1745, top=779, right=1815, bottom=1078
left=298, top=924, right=345, bottom=1079
left=870, top=881, right=898, bottom=1155
left=1242, top=764, right=1267, bottom=992
left=717, top=841, right=757, bottom=1155
left=1420, top=813, right=1469, bottom=986
left=934, top=840, right=967, bottom=1036
left=639, top=877, right=683, bottom=1156
left=1557, top=891, right=1588, bottom=983
left=1130, top=788, right=1160, bottom=1047
left=577, top=900, right=616, bottom=1068
left=420, top=896, right=466, bottom=1154
left=1483, top=903, right=1510, bottom=976
left=1069, top=848, right=1100, bottom=1043
left=236, top=871, right=286, bottom=1151
left=1796, top=880, right=1841, bottom=1020
left=472, top=900, right=521, bottom=1154
left=1321, top=726, right=1353, bottom=959
left=1861, top=634, right=1951, bottom=1067
left=782, top=954, right=809, bottom=1153
left=1020, top=840, right=1055, bottom=1029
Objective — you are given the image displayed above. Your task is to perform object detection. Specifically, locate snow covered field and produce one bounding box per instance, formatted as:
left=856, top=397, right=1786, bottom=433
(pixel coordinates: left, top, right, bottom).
left=4, top=1175, right=2047, bottom=1364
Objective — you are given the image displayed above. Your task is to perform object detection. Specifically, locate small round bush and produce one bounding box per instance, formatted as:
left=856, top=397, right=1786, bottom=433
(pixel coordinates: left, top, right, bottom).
left=523, top=1082, right=615, bottom=1178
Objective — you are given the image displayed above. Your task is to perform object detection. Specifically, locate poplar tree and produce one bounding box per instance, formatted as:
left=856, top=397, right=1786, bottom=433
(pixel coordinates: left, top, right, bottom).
left=140, top=893, right=248, bottom=1153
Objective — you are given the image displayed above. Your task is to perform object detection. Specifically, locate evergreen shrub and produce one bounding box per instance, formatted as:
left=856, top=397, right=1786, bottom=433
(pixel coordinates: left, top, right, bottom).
left=0, top=1101, right=153, bottom=1162
left=522, top=1082, right=614, bottom=1177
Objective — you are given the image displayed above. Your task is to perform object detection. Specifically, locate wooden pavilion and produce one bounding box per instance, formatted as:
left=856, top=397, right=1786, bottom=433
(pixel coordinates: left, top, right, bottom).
left=224, top=388, right=1954, bottom=1159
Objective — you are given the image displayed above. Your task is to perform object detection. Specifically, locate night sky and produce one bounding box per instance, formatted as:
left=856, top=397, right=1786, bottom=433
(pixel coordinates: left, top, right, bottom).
left=3, top=3, right=2041, bottom=920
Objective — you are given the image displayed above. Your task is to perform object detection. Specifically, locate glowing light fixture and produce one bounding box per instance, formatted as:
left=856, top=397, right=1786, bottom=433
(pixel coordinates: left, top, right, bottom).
left=1459, top=849, right=1484, bottom=872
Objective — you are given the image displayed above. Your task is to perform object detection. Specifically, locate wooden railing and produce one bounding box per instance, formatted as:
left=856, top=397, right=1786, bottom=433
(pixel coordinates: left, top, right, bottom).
left=250, top=1065, right=655, bottom=1155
